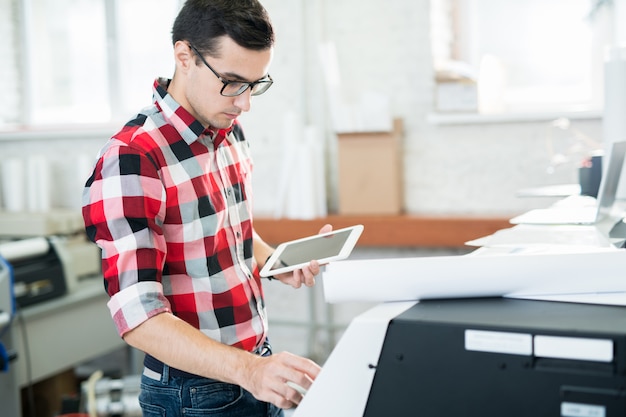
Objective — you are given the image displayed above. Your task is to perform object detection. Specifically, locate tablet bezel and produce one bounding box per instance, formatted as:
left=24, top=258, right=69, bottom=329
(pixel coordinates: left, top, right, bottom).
left=259, top=225, right=364, bottom=277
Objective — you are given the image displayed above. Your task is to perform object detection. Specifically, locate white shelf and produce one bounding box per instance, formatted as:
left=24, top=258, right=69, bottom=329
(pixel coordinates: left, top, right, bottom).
left=427, top=109, right=603, bottom=126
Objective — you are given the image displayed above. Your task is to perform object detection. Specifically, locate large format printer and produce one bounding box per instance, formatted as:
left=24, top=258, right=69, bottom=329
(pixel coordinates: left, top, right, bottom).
left=294, top=297, right=626, bottom=417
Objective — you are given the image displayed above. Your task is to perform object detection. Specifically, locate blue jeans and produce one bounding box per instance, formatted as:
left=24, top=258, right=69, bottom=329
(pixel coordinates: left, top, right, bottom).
left=139, top=363, right=285, bottom=417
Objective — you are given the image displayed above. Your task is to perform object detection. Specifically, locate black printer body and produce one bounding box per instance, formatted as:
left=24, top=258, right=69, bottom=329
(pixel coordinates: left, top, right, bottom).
left=9, top=241, right=67, bottom=308
left=364, top=298, right=626, bottom=417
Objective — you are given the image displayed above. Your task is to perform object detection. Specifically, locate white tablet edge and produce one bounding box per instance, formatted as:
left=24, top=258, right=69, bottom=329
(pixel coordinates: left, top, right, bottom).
left=259, top=225, right=364, bottom=277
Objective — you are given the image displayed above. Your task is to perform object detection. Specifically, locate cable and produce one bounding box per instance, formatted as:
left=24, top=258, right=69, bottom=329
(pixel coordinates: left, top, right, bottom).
left=0, top=255, right=15, bottom=341
left=85, top=370, right=104, bottom=417
left=0, top=312, right=13, bottom=340
left=15, top=305, right=36, bottom=417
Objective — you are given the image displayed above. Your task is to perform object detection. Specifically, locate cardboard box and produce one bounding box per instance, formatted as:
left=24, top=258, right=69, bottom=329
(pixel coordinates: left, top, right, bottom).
left=21, top=368, right=79, bottom=417
left=337, top=119, right=403, bottom=215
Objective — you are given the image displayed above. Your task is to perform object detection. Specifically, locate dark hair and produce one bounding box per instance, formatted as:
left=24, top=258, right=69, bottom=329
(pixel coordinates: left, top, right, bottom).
left=172, top=0, right=275, bottom=57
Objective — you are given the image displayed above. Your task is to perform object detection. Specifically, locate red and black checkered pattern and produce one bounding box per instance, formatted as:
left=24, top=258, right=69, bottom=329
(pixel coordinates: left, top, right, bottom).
left=82, top=78, right=266, bottom=352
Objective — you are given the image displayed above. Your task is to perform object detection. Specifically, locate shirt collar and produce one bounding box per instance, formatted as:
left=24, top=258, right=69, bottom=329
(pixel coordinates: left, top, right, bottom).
left=152, top=78, right=233, bottom=147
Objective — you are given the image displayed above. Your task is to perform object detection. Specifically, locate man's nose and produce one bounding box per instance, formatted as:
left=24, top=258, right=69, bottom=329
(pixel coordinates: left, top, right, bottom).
left=233, top=88, right=253, bottom=112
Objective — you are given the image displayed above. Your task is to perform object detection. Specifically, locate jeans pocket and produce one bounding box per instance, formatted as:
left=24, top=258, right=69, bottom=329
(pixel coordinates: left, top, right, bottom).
left=189, top=381, right=244, bottom=411
left=140, top=379, right=179, bottom=416
left=139, top=401, right=166, bottom=417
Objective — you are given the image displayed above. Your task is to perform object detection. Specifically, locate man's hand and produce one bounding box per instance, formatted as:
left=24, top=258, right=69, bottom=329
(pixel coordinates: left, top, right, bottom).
left=242, top=351, right=321, bottom=409
left=275, top=224, right=333, bottom=288
left=125, top=313, right=321, bottom=410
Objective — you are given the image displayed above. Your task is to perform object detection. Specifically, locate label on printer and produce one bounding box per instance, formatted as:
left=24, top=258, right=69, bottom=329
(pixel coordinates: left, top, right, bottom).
left=465, top=329, right=533, bottom=356
left=561, top=402, right=606, bottom=417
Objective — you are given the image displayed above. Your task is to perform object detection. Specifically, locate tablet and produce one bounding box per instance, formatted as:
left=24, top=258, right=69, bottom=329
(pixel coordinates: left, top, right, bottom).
left=259, top=225, right=364, bottom=277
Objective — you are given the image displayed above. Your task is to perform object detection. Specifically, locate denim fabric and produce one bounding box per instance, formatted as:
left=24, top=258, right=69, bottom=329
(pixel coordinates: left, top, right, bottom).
left=139, top=364, right=285, bottom=417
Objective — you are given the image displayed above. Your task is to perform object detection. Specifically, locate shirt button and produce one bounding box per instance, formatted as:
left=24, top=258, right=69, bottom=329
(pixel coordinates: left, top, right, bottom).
left=236, top=232, right=241, bottom=238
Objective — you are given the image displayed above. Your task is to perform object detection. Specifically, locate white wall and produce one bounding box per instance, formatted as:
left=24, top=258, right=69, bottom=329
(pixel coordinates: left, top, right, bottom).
left=0, top=0, right=605, bottom=217
left=243, top=0, right=604, bottom=217
left=0, top=0, right=21, bottom=124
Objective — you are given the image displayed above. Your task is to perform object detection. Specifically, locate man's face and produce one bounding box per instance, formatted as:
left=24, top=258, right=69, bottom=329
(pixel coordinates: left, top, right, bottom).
left=176, top=36, right=274, bottom=130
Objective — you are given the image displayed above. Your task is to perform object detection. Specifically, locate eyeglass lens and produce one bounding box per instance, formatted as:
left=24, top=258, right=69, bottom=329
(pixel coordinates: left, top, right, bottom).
left=222, top=79, right=272, bottom=97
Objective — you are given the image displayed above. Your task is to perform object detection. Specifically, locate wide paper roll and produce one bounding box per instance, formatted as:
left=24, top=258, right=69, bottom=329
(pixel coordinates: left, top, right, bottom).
left=323, top=249, right=626, bottom=304
left=1, top=158, right=26, bottom=212
left=0, top=237, right=50, bottom=262
left=26, top=154, right=51, bottom=212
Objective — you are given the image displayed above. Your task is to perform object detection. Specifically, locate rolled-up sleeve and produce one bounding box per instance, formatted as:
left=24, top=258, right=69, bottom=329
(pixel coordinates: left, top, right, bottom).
left=83, top=140, right=170, bottom=336
left=107, top=281, right=171, bottom=336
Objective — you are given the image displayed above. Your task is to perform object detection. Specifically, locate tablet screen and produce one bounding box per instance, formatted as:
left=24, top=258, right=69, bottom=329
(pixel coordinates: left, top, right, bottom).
left=260, top=225, right=363, bottom=277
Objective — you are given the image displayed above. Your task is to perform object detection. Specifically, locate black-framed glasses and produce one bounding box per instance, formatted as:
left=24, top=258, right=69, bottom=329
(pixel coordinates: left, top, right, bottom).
left=189, top=44, right=273, bottom=97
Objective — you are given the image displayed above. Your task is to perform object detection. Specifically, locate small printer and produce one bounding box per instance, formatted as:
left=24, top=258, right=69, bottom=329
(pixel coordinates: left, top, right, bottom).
left=0, top=235, right=100, bottom=308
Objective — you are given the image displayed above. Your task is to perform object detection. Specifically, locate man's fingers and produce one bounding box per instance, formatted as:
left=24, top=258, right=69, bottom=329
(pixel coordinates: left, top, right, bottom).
left=259, top=352, right=320, bottom=408
left=318, top=224, right=333, bottom=234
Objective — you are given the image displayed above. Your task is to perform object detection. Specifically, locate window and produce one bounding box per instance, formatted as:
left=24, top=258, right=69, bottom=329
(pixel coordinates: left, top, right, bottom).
left=28, top=0, right=109, bottom=124
left=431, top=0, right=616, bottom=115
left=112, top=0, right=182, bottom=120
left=0, top=0, right=181, bottom=129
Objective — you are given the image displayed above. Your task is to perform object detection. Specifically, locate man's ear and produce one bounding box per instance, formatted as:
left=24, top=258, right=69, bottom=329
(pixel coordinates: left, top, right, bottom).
left=173, top=41, right=194, bottom=73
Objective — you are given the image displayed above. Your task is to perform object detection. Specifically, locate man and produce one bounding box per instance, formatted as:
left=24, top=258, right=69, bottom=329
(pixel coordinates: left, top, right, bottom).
left=82, top=1, right=329, bottom=415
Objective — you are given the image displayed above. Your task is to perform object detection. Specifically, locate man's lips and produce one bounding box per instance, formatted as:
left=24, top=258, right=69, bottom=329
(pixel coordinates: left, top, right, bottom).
left=224, top=112, right=241, bottom=120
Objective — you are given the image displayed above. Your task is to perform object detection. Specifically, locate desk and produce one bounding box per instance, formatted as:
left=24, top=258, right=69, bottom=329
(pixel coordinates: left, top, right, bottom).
left=253, top=215, right=512, bottom=248
left=0, top=278, right=125, bottom=417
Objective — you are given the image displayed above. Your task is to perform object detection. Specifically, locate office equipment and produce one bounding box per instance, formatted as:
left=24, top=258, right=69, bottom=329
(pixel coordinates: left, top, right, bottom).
left=0, top=235, right=100, bottom=308
left=0, top=224, right=120, bottom=417
left=604, top=46, right=626, bottom=199
left=0, top=257, right=13, bottom=328
left=294, top=301, right=414, bottom=417
left=2, top=278, right=127, bottom=417
left=0, top=237, right=67, bottom=308
left=0, top=256, right=21, bottom=417
left=294, top=298, right=626, bottom=417
left=260, top=225, right=363, bottom=277
left=509, top=140, right=626, bottom=225
left=366, top=298, right=626, bottom=416
left=81, top=371, right=142, bottom=417
left=579, top=154, right=603, bottom=197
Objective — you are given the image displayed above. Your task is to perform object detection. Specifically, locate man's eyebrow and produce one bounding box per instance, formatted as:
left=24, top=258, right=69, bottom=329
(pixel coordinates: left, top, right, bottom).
left=221, top=70, right=269, bottom=83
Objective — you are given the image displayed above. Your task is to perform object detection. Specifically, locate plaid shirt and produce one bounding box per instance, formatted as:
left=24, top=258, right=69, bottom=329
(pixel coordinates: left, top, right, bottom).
left=82, top=78, right=267, bottom=352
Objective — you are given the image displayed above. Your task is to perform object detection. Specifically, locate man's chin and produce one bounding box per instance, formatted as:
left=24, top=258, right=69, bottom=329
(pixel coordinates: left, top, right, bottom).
left=207, top=118, right=235, bottom=130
